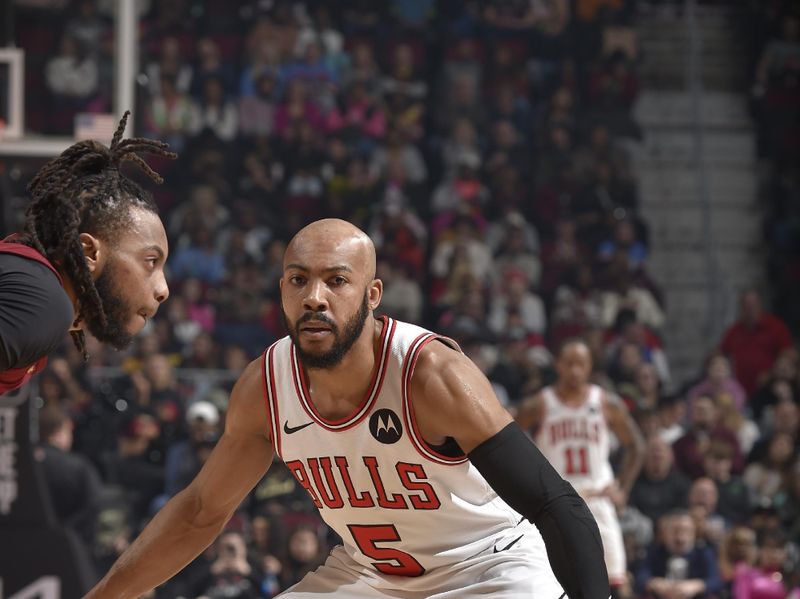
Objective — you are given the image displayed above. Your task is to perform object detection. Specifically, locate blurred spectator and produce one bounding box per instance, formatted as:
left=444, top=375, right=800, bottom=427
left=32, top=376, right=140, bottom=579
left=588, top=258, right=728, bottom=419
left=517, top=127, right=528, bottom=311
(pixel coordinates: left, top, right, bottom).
left=488, top=268, right=547, bottom=337
left=743, top=432, right=796, bottom=507
left=573, top=122, right=632, bottom=187
left=437, top=71, right=485, bottom=134
left=687, top=353, right=748, bottom=416
left=144, top=35, right=193, bottom=97
left=702, top=440, right=752, bottom=526
left=431, top=153, right=491, bottom=219
left=720, top=290, right=794, bottom=396
left=687, top=477, right=726, bottom=548
left=673, top=395, right=744, bottom=480
left=279, top=526, right=326, bottom=590
left=274, top=80, right=325, bottom=139
left=239, top=71, right=278, bottom=139
left=102, top=413, right=164, bottom=522
left=189, top=76, right=239, bottom=142
left=630, top=437, right=691, bottom=525
left=45, top=33, right=99, bottom=130
left=430, top=215, right=493, bottom=289
left=718, top=526, right=758, bottom=590
left=599, top=264, right=665, bottom=333
left=162, top=401, right=220, bottom=501
left=170, top=226, right=227, bottom=286
left=749, top=399, right=800, bottom=464
left=369, top=128, right=427, bottom=185
left=731, top=530, right=800, bottom=599
left=586, top=50, right=640, bottom=139
left=618, top=362, right=661, bottom=412
left=326, top=81, right=387, bottom=145
left=634, top=511, right=722, bottom=598
left=36, top=405, right=102, bottom=547
left=597, top=219, right=647, bottom=272
left=381, top=42, right=427, bottom=141
left=750, top=350, right=799, bottom=424
left=239, top=38, right=280, bottom=99
left=489, top=212, right=542, bottom=290
left=191, top=37, right=236, bottom=98
left=441, top=117, right=482, bottom=177
left=656, top=394, right=686, bottom=445
left=142, top=74, right=194, bottom=151
left=66, top=0, right=107, bottom=52
left=550, top=264, right=604, bottom=348
left=376, top=259, right=423, bottom=324
left=169, top=184, right=230, bottom=245
left=189, top=530, right=265, bottom=598
left=278, top=37, right=337, bottom=112
left=344, top=41, right=381, bottom=91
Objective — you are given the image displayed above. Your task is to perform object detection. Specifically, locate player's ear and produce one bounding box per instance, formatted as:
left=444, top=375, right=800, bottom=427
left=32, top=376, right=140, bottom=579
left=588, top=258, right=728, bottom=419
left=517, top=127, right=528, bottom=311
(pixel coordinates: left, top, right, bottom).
left=78, top=232, right=105, bottom=275
left=368, top=278, right=383, bottom=311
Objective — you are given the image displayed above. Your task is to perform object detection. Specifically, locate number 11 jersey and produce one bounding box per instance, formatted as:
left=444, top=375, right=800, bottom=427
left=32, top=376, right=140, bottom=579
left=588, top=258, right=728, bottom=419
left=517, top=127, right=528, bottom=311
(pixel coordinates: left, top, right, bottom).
left=534, top=385, right=614, bottom=495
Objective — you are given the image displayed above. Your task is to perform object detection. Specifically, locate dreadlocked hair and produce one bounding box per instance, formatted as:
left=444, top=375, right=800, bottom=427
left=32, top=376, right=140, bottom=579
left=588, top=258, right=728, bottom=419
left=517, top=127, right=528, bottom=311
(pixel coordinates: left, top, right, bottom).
left=20, top=110, right=177, bottom=360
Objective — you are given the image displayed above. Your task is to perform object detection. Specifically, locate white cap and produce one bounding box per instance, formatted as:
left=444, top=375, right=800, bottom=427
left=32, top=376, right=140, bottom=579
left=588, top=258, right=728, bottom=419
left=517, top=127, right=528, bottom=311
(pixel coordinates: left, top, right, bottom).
left=186, top=401, right=219, bottom=426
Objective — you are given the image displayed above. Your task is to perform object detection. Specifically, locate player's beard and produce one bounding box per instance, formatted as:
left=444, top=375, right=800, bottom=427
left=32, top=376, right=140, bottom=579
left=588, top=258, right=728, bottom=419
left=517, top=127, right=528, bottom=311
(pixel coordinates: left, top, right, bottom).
left=85, top=255, right=136, bottom=350
left=283, top=291, right=370, bottom=370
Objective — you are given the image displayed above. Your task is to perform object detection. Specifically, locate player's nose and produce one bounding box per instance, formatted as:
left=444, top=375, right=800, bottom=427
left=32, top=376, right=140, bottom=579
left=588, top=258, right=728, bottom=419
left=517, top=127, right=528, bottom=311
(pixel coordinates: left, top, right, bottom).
left=154, top=271, right=169, bottom=304
left=303, top=279, right=328, bottom=312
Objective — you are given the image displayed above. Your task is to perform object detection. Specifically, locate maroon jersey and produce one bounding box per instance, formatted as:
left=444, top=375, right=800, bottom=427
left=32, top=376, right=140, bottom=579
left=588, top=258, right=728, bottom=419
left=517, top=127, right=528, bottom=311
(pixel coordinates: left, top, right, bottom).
left=0, top=238, right=64, bottom=394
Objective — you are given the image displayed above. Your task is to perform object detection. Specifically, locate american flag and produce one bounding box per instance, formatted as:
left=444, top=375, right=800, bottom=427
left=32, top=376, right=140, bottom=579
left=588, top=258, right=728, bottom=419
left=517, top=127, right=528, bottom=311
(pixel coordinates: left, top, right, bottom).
left=74, top=113, right=117, bottom=144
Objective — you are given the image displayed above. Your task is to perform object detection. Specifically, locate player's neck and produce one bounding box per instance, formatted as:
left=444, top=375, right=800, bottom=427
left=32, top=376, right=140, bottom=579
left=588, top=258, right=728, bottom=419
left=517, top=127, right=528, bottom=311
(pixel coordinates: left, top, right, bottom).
left=554, top=382, right=588, bottom=404
left=58, top=271, right=81, bottom=330
left=301, top=317, right=383, bottom=416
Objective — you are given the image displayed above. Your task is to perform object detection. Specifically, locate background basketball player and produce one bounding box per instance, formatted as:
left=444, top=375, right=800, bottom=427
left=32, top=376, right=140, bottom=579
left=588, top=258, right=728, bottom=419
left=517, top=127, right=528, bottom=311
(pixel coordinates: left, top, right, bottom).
left=517, top=338, right=645, bottom=598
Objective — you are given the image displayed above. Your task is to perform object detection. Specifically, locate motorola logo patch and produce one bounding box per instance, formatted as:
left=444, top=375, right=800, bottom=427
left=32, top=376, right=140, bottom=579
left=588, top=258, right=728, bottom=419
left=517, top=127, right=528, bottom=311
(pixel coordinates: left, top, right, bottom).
left=369, top=409, right=402, bottom=444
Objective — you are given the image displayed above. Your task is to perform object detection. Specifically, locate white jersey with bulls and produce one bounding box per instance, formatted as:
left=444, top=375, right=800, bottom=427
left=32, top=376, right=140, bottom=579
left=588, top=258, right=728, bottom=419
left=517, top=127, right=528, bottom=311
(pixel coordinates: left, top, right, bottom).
left=262, top=316, right=532, bottom=577
left=534, top=385, right=614, bottom=495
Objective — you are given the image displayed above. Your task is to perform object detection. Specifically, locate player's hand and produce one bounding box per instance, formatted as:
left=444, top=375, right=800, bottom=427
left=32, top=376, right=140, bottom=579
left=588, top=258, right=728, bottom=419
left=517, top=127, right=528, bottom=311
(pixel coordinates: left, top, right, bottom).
left=604, top=481, right=627, bottom=510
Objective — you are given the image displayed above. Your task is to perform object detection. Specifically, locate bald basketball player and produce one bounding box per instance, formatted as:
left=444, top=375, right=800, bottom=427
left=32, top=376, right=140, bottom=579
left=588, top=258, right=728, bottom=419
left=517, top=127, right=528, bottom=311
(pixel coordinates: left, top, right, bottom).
left=86, top=219, right=608, bottom=599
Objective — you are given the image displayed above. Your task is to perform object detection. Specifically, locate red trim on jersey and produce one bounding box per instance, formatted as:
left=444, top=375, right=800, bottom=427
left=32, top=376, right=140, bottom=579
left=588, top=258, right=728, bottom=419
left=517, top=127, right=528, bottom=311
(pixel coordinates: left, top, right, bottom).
left=260, top=343, right=275, bottom=445
left=402, top=333, right=469, bottom=466
left=0, top=238, right=63, bottom=284
left=291, top=316, right=395, bottom=432
left=267, top=343, right=283, bottom=458
left=0, top=240, right=65, bottom=393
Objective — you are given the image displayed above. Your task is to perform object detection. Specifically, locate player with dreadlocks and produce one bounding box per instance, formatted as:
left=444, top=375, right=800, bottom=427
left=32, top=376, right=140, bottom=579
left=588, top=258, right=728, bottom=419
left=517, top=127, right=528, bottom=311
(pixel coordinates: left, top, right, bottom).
left=0, top=111, right=176, bottom=394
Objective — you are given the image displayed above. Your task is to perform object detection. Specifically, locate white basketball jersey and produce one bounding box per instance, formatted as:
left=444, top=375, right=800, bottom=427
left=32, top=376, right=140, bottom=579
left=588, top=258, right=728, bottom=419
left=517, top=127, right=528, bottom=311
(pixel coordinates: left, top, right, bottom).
left=262, top=317, right=532, bottom=577
left=534, top=385, right=614, bottom=494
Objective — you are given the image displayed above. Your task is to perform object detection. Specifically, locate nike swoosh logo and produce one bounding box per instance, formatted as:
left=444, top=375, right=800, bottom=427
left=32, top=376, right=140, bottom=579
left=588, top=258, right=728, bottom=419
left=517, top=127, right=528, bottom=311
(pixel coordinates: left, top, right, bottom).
left=283, top=420, right=313, bottom=434
left=493, top=534, right=524, bottom=553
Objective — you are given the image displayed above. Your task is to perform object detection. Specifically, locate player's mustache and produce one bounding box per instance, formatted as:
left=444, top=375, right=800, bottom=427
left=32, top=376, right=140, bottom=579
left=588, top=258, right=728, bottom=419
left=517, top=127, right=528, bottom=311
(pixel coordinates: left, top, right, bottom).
left=297, top=312, right=338, bottom=333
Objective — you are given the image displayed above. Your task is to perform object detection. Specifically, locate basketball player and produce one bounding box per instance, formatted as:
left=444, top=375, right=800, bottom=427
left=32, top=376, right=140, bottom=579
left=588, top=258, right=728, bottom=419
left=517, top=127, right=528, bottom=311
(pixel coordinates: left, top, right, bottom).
left=86, top=219, right=609, bottom=598
left=516, top=339, right=645, bottom=597
left=0, top=112, right=174, bottom=394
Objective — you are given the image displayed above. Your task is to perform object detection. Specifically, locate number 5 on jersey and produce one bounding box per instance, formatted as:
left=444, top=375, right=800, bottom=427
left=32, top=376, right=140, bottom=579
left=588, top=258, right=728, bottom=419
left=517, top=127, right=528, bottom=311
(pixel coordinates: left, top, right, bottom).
left=348, top=524, right=425, bottom=577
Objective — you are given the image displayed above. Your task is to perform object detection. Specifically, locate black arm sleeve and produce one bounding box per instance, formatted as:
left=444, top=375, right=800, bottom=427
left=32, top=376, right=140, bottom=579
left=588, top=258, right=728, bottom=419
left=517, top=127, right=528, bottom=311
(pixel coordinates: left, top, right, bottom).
left=0, top=253, right=74, bottom=370
left=468, top=422, right=610, bottom=599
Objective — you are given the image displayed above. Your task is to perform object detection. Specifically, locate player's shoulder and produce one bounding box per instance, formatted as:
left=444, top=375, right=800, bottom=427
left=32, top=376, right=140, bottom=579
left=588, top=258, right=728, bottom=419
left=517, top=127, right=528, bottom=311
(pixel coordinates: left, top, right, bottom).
left=229, top=356, right=268, bottom=408
left=226, top=356, right=271, bottom=435
left=413, top=335, right=466, bottom=376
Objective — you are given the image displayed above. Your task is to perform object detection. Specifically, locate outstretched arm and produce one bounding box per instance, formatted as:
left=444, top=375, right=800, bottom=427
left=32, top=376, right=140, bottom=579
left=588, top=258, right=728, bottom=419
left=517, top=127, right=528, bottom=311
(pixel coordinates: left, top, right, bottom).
left=85, top=359, right=274, bottom=599
left=411, top=341, right=609, bottom=599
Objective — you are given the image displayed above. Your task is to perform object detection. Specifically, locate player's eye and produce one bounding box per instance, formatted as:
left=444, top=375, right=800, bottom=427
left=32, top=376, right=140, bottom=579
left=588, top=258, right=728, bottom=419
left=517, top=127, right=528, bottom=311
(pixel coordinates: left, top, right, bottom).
left=330, top=276, right=347, bottom=286
left=290, top=275, right=306, bottom=285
